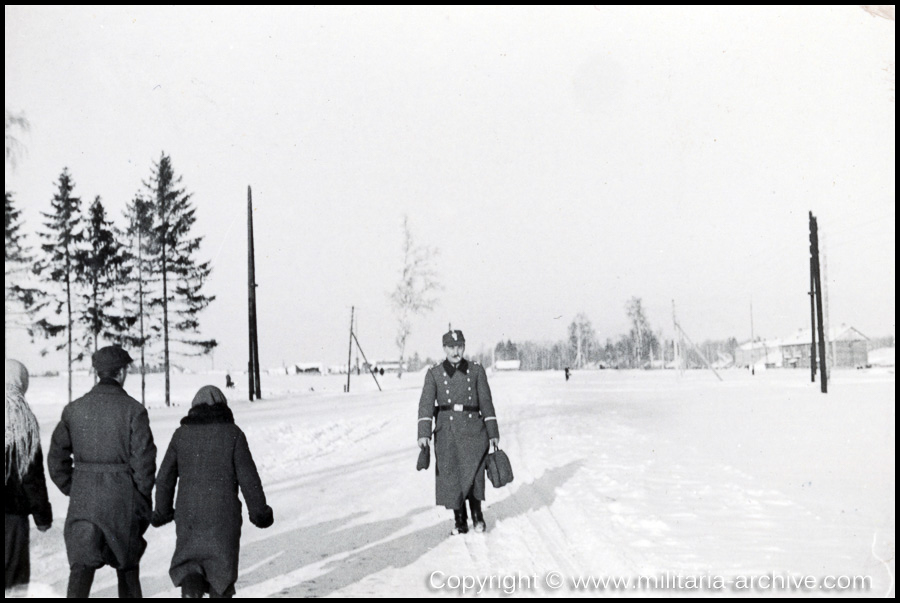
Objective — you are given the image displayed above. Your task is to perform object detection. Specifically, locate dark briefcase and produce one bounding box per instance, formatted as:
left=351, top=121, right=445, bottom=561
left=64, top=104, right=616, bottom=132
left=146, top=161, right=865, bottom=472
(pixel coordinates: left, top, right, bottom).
left=417, top=443, right=430, bottom=471
left=485, top=443, right=514, bottom=488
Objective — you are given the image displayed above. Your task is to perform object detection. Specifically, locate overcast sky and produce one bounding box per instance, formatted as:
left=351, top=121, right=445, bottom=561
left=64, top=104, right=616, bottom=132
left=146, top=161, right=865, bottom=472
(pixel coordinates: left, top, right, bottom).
left=5, top=6, right=895, bottom=372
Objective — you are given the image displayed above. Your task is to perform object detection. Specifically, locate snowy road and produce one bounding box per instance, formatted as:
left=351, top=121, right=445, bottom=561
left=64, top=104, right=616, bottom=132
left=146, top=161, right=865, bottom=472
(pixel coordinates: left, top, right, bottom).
left=23, top=368, right=896, bottom=597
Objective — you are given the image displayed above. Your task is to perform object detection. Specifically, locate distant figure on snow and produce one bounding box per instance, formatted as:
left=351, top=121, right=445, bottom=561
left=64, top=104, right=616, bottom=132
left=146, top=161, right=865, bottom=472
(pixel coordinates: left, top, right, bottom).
left=225, top=372, right=235, bottom=389
left=152, top=385, right=273, bottom=598
left=564, top=367, right=570, bottom=381
left=48, top=345, right=156, bottom=598
left=5, top=359, right=53, bottom=595
left=418, top=329, right=500, bottom=535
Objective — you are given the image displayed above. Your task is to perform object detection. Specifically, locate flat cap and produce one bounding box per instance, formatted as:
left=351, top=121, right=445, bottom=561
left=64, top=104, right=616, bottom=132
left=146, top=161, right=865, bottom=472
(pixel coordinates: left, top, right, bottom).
left=442, top=330, right=466, bottom=346
left=92, top=345, right=133, bottom=373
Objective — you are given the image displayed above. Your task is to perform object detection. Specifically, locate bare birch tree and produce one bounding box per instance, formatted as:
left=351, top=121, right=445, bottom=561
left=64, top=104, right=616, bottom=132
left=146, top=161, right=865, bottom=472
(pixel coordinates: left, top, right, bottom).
left=390, top=215, right=440, bottom=378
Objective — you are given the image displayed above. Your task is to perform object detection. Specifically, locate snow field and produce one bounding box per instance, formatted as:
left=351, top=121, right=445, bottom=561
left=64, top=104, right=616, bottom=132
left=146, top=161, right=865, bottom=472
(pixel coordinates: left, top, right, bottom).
left=18, top=368, right=896, bottom=597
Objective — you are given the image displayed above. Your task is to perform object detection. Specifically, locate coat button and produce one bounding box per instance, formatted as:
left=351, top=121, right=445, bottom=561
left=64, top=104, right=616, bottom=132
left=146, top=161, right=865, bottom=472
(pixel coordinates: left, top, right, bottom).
left=449, top=416, right=453, bottom=421
left=446, top=390, right=449, bottom=394
left=444, top=381, right=448, bottom=385
left=468, top=413, right=472, bottom=418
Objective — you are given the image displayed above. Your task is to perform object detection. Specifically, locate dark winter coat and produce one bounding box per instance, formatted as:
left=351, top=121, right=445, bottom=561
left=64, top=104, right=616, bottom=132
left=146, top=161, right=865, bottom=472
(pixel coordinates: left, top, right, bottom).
left=47, top=380, right=157, bottom=570
left=417, top=359, right=500, bottom=509
left=5, top=448, right=53, bottom=591
left=153, top=403, right=273, bottom=597
left=5, top=447, right=53, bottom=525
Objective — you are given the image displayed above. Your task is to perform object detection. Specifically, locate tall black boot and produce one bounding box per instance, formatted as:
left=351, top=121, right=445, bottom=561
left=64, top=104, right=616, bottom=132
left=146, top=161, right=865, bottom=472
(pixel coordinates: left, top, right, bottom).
left=67, top=567, right=96, bottom=598
left=452, top=507, right=468, bottom=535
left=116, top=567, right=142, bottom=598
left=469, top=498, right=486, bottom=533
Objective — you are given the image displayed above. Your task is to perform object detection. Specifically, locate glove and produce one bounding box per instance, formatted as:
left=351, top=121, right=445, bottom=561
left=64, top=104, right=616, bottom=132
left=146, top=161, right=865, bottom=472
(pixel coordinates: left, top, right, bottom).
left=151, top=509, right=174, bottom=528
left=251, top=505, right=274, bottom=529
left=490, top=437, right=500, bottom=448
left=417, top=437, right=430, bottom=449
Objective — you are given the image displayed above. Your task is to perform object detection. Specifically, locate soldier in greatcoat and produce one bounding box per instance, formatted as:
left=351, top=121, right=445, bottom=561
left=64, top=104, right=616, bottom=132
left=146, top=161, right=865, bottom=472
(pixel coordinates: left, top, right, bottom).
left=418, top=330, right=500, bottom=534
left=48, top=346, right=157, bottom=598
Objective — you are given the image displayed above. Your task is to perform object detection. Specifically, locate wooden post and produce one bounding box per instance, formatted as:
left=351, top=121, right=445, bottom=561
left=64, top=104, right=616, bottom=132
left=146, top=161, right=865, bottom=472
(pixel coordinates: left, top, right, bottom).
left=248, top=186, right=262, bottom=400
left=809, top=212, right=817, bottom=384
left=347, top=306, right=354, bottom=393
left=811, top=214, right=827, bottom=393
left=352, top=332, right=382, bottom=391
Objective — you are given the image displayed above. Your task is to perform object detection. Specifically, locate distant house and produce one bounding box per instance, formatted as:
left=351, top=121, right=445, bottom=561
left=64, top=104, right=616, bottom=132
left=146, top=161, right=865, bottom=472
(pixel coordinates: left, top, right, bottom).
left=735, top=340, right=783, bottom=368
left=493, top=359, right=521, bottom=371
left=737, top=324, right=869, bottom=369
left=779, top=325, right=869, bottom=368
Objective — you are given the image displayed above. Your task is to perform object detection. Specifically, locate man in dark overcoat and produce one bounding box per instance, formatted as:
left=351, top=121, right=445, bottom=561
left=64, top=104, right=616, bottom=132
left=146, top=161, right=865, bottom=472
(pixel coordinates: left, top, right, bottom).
left=48, top=346, right=157, bottom=598
left=418, top=329, right=500, bottom=534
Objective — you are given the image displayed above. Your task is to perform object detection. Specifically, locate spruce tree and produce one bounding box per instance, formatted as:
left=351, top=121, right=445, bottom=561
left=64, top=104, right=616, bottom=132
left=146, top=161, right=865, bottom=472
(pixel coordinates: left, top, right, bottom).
left=77, top=195, right=132, bottom=362
left=145, top=152, right=216, bottom=406
left=33, top=168, right=85, bottom=402
left=5, top=191, right=44, bottom=353
left=120, top=193, right=158, bottom=406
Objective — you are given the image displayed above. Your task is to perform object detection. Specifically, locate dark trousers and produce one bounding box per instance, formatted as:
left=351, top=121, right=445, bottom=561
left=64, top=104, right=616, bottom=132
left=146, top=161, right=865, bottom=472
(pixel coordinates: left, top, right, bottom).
left=67, top=565, right=142, bottom=598
left=5, top=514, right=30, bottom=593
left=455, top=492, right=482, bottom=517
left=181, top=573, right=234, bottom=598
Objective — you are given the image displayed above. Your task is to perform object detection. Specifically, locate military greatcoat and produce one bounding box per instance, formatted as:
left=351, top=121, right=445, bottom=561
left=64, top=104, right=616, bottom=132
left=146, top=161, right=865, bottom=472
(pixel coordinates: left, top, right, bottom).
left=418, top=359, right=500, bottom=509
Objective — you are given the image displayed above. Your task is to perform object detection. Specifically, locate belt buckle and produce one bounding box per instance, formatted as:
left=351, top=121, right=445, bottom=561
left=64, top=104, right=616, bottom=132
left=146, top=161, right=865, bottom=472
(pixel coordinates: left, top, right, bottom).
left=453, top=403, right=463, bottom=412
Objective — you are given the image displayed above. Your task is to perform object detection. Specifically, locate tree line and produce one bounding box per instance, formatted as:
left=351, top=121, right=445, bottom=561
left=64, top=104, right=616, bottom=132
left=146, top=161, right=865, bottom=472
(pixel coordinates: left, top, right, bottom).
left=489, top=297, right=740, bottom=371
left=5, top=151, right=216, bottom=406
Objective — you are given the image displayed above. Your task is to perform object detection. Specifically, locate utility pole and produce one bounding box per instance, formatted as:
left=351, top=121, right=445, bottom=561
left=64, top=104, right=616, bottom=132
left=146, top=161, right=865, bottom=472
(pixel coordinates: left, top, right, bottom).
left=672, top=300, right=684, bottom=375
left=355, top=313, right=360, bottom=375
left=673, top=300, right=722, bottom=381
left=749, top=300, right=756, bottom=375
left=247, top=186, right=261, bottom=400
left=346, top=306, right=354, bottom=393
left=811, top=213, right=827, bottom=393
left=809, top=216, right=817, bottom=384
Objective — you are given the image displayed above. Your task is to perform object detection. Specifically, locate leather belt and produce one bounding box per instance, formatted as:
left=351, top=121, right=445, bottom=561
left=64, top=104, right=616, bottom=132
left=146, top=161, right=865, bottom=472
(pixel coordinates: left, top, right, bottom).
left=438, top=404, right=478, bottom=412
left=74, top=462, right=129, bottom=473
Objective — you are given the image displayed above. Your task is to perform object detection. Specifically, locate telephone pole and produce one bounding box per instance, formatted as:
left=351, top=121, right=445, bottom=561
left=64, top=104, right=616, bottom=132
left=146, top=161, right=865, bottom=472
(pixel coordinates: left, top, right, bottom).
left=809, top=212, right=827, bottom=393
left=247, top=186, right=262, bottom=400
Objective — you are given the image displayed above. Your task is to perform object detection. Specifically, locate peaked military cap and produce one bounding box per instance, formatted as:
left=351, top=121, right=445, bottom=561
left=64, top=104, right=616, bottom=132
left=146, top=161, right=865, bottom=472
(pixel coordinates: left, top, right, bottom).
left=442, top=329, right=466, bottom=346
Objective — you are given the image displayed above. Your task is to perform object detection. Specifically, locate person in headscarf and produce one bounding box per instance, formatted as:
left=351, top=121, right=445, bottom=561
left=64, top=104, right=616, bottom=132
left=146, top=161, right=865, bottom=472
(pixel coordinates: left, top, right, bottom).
left=5, top=359, right=52, bottom=594
left=152, top=385, right=273, bottom=598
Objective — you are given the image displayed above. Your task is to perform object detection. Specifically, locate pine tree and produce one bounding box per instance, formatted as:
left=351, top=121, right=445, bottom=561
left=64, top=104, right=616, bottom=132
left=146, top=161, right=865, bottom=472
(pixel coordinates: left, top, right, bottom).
left=76, top=196, right=132, bottom=363
left=120, top=193, right=158, bottom=406
left=5, top=191, right=44, bottom=353
left=33, top=168, right=85, bottom=403
left=145, top=152, right=217, bottom=406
